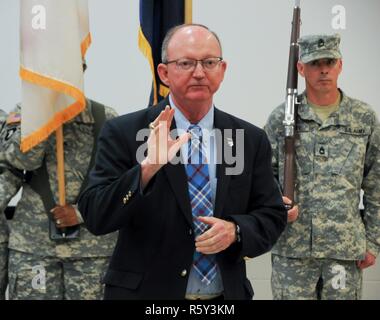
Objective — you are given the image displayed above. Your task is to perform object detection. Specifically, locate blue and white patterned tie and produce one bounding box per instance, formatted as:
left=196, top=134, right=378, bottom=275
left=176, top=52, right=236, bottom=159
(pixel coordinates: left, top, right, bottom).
left=185, top=124, right=217, bottom=285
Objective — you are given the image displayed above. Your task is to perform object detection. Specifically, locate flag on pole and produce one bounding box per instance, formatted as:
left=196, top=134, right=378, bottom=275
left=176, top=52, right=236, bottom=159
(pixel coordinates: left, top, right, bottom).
left=138, top=0, right=186, bottom=106
left=19, top=0, right=91, bottom=152
left=77, top=0, right=92, bottom=58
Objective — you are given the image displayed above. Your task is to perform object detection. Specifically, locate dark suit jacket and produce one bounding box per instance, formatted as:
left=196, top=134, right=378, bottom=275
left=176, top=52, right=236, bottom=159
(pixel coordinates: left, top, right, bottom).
left=78, top=98, right=287, bottom=300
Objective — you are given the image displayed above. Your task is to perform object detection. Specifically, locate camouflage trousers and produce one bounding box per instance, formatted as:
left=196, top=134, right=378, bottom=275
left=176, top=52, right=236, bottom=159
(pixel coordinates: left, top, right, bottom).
left=8, top=250, right=110, bottom=300
left=271, top=254, right=362, bottom=300
left=0, top=242, right=8, bottom=300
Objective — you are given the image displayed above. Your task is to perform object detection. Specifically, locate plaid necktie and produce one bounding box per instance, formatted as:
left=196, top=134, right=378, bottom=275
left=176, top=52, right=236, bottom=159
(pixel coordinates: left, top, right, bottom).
left=185, top=124, right=217, bottom=285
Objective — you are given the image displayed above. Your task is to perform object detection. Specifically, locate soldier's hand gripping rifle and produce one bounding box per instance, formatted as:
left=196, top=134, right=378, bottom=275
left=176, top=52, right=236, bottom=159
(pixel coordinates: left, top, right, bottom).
left=283, top=0, right=301, bottom=209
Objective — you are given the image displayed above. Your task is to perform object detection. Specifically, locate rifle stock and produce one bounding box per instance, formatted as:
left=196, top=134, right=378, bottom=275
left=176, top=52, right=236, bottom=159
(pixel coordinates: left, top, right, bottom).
left=283, top=1, right=301, bottom=208
left=283, top=137, right=295, bottom=201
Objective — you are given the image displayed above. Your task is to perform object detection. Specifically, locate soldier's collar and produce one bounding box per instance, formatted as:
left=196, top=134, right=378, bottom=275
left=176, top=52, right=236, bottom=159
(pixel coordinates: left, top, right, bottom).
left=298, top=89, right=350, bottom=126
left=70, top=99, right=95, bottom=124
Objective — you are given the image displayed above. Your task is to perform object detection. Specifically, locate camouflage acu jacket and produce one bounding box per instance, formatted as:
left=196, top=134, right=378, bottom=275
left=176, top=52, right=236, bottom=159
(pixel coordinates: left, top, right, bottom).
left=0, top=100, right=118, bottom=258
left=265, top=90, right=380, bottom=260
left=0, top=110, right=23, bottom=245
left=0, top=170, right=22, bottom=246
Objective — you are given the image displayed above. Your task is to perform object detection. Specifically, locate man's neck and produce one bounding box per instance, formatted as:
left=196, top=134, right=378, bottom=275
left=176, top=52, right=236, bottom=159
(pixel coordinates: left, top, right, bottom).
left=306, top=88, right=340, bottom=106
left=171, top=98, right=212, bottom=124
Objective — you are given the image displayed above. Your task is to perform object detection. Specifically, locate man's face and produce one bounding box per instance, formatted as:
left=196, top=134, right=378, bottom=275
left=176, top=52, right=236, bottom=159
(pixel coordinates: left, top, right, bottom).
left=297, top=58, right=342, bottom=94
left=157, top=26, right=226, bottom=109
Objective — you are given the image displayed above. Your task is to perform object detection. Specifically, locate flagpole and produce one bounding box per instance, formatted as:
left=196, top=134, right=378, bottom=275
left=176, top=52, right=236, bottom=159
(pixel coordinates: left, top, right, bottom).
left=185, top=0, right=192, bottom=23
left=56, top=126, right=66, bottom=205
left=56, top=126, right=66, bottom=237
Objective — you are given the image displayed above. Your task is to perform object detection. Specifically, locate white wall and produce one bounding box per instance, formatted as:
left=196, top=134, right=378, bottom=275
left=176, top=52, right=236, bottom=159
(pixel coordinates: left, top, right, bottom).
left=0, top=0, right=379, bottom=299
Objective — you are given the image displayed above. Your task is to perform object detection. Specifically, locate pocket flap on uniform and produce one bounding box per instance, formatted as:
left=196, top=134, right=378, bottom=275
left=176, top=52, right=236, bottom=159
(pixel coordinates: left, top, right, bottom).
left=102, top=269, right=143, bottom=290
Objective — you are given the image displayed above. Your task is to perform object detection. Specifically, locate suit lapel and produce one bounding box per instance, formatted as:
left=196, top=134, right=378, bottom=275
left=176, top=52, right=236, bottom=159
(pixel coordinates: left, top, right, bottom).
left=164, top=163, right=193, bottom=226
left=213, top=108, right=234, bottom=218
left=147, top=102, right=236, bottom=224
left=148, top=99, right=193, bottom=227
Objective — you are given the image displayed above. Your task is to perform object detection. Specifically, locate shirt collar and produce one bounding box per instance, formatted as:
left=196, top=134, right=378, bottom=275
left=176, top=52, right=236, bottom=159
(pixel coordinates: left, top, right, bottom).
left=298, top=89, right=350, bottom=126
left=169, top=95, right=214, bottom=132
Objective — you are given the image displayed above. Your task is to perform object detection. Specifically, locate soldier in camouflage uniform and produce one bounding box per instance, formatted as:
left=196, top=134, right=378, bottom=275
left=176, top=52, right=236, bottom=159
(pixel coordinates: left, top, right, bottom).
left=0, top=110, right=23, bottom=299
left=265, top=34, right=380, bottom=299
left=0, top=100, right=118, bottom=299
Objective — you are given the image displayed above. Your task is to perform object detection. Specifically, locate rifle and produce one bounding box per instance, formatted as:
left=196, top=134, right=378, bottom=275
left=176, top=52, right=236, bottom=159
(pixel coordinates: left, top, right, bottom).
left=283, top=0, right=301, bottom=209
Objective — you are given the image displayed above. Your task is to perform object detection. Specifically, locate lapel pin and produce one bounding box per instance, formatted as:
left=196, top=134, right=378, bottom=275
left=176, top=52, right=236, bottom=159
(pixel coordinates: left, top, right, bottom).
left=226, top=137, right=234, bottom=147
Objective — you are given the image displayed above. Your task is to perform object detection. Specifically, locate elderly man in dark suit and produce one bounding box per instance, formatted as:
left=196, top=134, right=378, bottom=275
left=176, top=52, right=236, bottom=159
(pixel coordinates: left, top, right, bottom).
left=78, top=24, right=286, bottom=300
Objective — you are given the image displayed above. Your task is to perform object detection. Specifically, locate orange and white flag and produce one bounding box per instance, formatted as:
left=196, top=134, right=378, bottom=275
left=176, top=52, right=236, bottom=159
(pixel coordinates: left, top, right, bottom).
left=19, top=0, right=91, bottom=152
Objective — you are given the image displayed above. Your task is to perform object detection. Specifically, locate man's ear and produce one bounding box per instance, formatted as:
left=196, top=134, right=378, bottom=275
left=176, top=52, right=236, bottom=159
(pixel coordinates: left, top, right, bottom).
left=297, top=61, right=305, bottom=78
left=157, top=63, right=169, bottom=86
left=219, top=60, right=227, bottom=81
left=337, top=59, right=343, bottom=75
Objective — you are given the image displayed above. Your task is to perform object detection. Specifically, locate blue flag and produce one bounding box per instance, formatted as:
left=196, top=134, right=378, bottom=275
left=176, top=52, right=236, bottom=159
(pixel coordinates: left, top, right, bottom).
left=139, top=0, right=185, bottom=106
